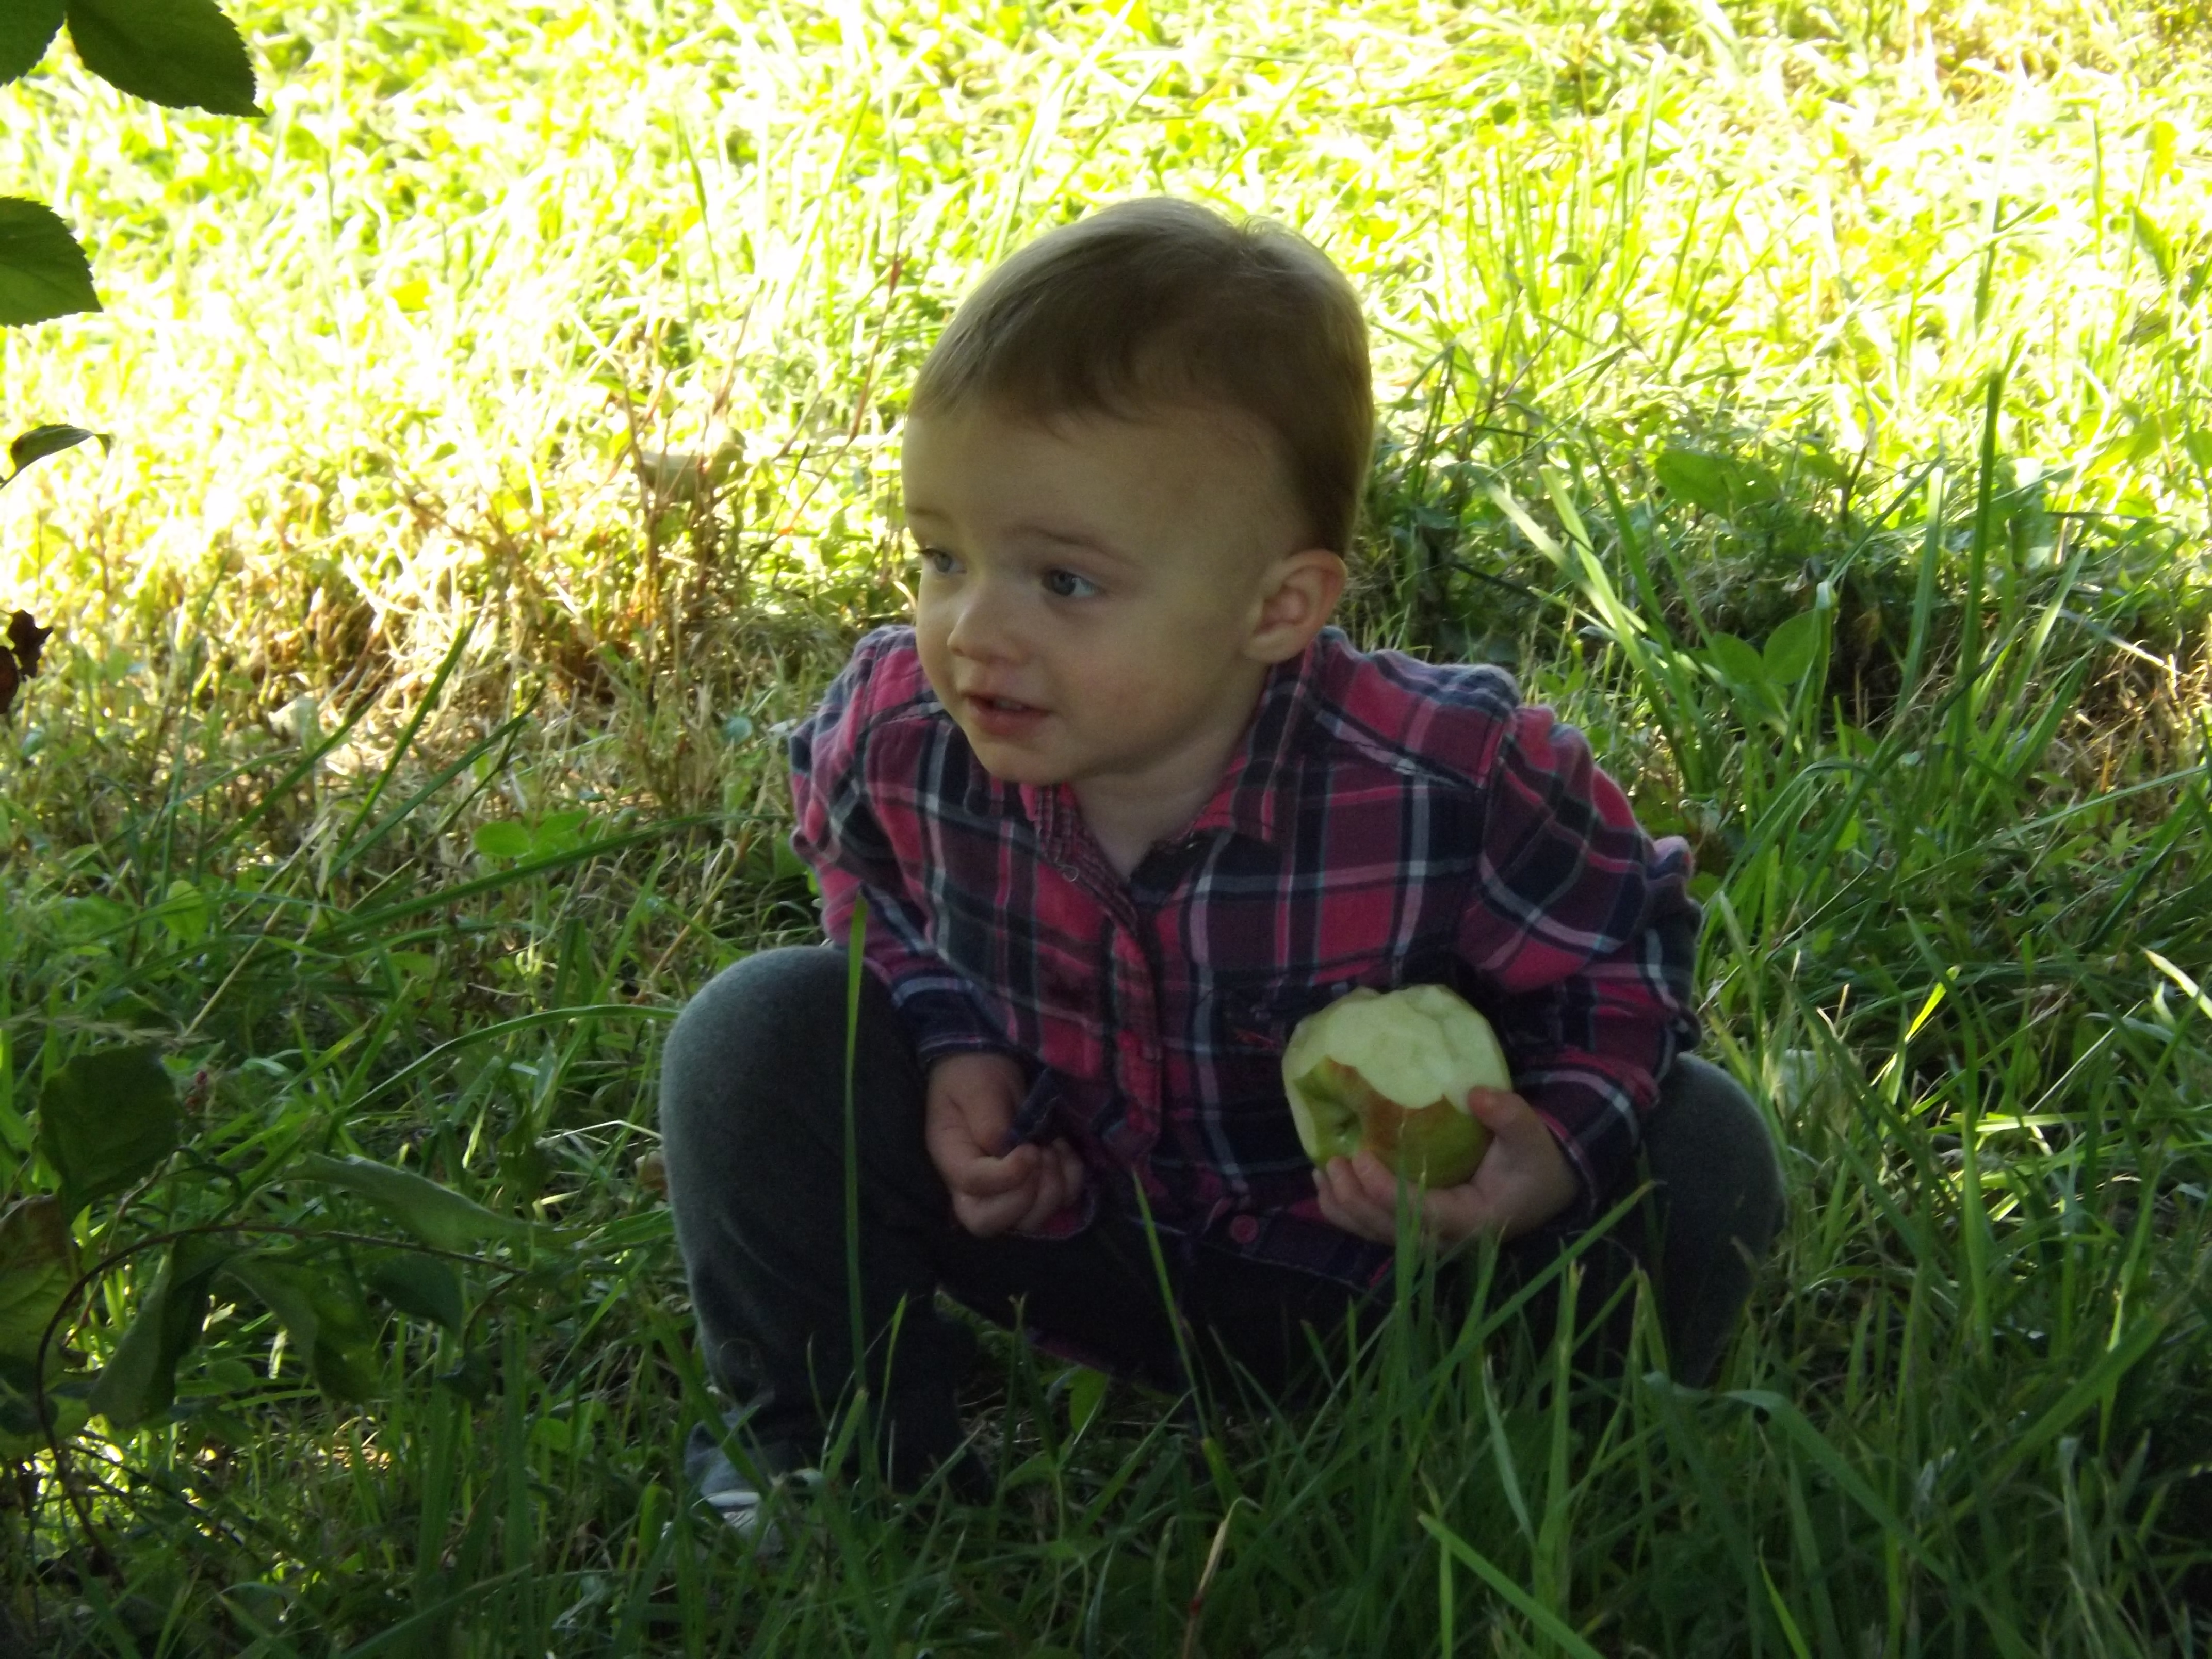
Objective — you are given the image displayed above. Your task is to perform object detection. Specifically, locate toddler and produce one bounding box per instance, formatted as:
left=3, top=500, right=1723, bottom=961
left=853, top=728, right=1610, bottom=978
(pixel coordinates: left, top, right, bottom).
left=660, top=198, right=1786, bottom=1536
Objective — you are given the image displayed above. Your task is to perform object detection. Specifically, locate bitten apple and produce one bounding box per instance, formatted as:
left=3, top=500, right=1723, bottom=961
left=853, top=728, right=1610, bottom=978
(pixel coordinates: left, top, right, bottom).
left=1281, top=985, right=1511, bottom=1188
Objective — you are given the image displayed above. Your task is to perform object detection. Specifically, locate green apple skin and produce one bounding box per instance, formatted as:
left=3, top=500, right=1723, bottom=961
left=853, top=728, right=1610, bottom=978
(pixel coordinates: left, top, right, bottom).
left=1290, top=1056, right=1491, bottom=1188
left=1281, top=985, right=1510, bottom=1189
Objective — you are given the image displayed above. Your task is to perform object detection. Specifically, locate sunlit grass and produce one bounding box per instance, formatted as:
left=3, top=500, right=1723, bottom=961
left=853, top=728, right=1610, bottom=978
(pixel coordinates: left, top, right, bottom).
left=2, top=0, right=2207, bottom=745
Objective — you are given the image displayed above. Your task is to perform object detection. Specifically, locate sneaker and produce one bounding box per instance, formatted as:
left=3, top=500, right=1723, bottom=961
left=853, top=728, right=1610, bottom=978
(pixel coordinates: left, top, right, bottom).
left=701, top=1456, right=823, bottom=1553
left=685, top=1423, right=820, bottom=1554
left=684, top=1420, right=995, bottom=1551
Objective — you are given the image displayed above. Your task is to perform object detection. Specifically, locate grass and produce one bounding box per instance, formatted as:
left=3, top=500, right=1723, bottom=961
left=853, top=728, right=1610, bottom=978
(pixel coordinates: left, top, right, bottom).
left=2, top=0, right=2210, bottom=1651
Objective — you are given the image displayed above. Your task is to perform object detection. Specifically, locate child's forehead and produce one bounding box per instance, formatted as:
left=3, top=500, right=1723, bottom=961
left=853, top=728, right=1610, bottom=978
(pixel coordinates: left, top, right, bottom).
left=903, top=401, right=1299, bottom=550
left=908, top=393, right=1286, bottom=477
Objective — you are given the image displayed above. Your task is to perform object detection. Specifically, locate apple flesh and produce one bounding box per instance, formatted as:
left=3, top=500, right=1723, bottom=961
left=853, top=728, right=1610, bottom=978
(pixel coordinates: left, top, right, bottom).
left=1282, top=985, right=1511, bottom=1188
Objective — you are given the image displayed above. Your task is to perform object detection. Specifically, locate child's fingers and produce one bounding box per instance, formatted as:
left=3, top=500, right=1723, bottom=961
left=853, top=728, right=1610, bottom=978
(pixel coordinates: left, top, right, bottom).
left=1312, top=1156, right=1397, bottom=1243
left=925, top=1092, right=1012, bottom=1177
left=953, top=1153, right=1056, bottom=1234
left=944, top=1141, right=1040, bottom=1199
left=1344, top=1150, right=1409, bottom=1210
left=1461, top=1086, right=1536, bottom=1132
left=1010, top=1160, right=1061, bottom=1232
left=1457, top=1093, right=1580, bottom=1239
left=1310, top=1172, right=1363, bottom=1238
left=953, top=1184, right=1037, bottom=1237
left=922, top=1062, right=1023, bottom=1175
left=1315, top=1189, right=1390, bottom=1243
left=1012, top=1141, right=1086, bottom=1232
left=1012, top=1159, right=1072, bottom=1233
left=1419, top=1181, right=1505, bottom=1244
left=944, top=1135, right=1091, bottom=1237
left=1314, top=1151, right=1517, bottom=1247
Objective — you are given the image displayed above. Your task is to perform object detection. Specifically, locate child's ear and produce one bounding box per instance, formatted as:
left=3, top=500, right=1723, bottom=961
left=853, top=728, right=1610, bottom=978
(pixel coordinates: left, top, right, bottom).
left=1245, top=549, right=1347, bottom=663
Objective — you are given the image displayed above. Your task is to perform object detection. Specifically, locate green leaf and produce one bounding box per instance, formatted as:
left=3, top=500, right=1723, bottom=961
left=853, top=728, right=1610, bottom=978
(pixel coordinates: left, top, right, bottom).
left=63, top=0, right=260, bottom=116
left=471, top=820, right=532, bottom=860
left=88, top=1235, right=233, bottom=1431
left=436, top=1346, right=493, bottom=1403
left=1704, top=632, right=1770, bottom=691
left=496, top=1129, right=549, bottom=1203
left=296, top=1153, right=539, bottom=1254
left=176, top=1356, right=256, bottom=1397
left=0, top=1196, right=77, bottom=1365
left=57, top=893, right=133, bottom=944
left=772, top=837, right=811, bottom=885
left=1654, top=447, right=1777, bottom=519
left=363, top=1251, right=464, bottom=1331
left=2131, top=202, right=2173, bottom=284
left=0, top=1371, right=90, bottom=1458
left=1653, top=448, right=1736, bottom=515
left=386, top=950, right=438, bottom=982
left=0, top=0, right=64, bottom=86
left=1762, top=611, right=1822, bottom=687
left=1065, top=1365, right=1108, bottom=1436
left=0, top=196, right=99, bottom=327
left=37, top=1045, right=179, bottom=1215
left=154, top=878, right=211, bottom=945
left=530, top=809, right=591, bottom=857
left=219, top=1255, right=315, bottom=1341
left=8, top=422, right=106, bottom=477
left=222, top=1254, right=380, bottom=1402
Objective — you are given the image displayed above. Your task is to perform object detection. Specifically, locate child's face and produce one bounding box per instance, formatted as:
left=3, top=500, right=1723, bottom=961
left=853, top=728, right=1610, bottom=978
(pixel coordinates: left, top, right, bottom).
left=903, top=399, right=1318, bottom=798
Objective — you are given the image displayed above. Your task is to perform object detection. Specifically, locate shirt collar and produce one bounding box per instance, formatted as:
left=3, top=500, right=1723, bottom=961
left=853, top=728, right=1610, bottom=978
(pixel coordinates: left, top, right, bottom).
left=1015, top=630, right=1327, bottom=855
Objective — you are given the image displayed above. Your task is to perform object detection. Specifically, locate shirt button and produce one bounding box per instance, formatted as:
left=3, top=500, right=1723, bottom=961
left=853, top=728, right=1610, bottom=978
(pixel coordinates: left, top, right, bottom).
left=1229, top=1215, right=1260, bottom=1246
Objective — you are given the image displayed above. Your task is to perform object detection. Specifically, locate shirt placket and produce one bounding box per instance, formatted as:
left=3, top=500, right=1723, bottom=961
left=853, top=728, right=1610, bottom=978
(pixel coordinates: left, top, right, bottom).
left=1027, top=785, right=1164, bottom=1170
left=1102, top=894, right=1160, bottom=1164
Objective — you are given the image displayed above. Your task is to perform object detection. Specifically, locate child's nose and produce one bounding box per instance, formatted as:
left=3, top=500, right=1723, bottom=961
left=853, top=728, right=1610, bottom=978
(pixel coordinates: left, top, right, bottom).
left=946, top=580, right=1023, bottom=662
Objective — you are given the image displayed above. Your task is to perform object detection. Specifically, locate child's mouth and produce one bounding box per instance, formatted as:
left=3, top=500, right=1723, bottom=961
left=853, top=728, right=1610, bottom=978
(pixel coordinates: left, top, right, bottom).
left=965, top=694, right=1048, bottom=738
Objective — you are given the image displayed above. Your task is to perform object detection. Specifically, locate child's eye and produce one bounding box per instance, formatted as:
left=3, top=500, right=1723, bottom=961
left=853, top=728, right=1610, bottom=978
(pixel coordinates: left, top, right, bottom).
left=1042, top=568, right=1099, bottom=599
left=917, top=546, right=961, bottom=576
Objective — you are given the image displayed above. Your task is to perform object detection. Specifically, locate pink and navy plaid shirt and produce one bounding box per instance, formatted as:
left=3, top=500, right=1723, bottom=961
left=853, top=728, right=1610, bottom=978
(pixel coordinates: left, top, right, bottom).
left=789, top=625, right=1701, bottom=1288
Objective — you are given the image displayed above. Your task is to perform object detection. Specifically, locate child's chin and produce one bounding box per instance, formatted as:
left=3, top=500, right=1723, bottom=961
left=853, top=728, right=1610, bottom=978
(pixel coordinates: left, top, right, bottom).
left=967, top=746, right=1072, bottom=785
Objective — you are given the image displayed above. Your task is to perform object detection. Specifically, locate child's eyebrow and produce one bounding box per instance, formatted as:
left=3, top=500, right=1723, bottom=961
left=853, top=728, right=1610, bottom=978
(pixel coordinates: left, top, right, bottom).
left=899, top=507, right=1136, bottom=567
left=1006, top=522, right=1131, bottom=563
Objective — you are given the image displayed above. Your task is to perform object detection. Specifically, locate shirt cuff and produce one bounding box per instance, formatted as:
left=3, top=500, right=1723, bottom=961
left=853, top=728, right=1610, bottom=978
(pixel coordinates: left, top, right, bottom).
left=890, top=984, right=1019, bottom=1067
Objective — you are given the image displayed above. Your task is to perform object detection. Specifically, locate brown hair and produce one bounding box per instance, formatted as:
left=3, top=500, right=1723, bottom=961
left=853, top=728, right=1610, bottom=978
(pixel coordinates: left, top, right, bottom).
left=910, top=199, right=1374, bottom=554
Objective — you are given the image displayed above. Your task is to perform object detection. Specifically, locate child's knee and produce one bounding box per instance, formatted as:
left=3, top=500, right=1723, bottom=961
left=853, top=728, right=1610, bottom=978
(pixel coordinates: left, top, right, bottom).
left=659, top=944, right=928, bottom=1184
left=1650, top=1054, right=1787, bottom=1246
left=660, top=947, right=850, bottom=1136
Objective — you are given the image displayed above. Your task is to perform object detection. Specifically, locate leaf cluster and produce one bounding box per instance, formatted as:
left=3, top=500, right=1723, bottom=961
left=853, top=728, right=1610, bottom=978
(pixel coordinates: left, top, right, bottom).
left=1, top=0, right=258, bottom=325
left=0, top=1043, right=559, bottom=1460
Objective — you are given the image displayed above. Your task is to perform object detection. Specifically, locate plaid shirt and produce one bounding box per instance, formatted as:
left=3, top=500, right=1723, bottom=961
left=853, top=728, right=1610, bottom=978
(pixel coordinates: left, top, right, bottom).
left=789, top=625, right=1701, bottom=1289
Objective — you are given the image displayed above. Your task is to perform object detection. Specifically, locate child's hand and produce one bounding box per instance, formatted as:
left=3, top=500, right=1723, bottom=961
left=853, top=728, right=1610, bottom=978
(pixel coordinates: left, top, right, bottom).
left=924, top=1052, right=1086, bottom=1237
left=1312, top=1087, right=1581, bottom=1248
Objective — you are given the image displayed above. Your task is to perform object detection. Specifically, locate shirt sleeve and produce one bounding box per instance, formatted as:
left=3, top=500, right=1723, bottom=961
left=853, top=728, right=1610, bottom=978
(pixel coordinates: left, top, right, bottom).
left=787, top=632, right=1016, bottom=1066
left=1460, top=702, right=1702, bottom=1221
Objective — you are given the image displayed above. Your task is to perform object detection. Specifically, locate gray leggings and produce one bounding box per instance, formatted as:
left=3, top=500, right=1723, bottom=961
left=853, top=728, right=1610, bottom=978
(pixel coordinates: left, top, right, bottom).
left=660, top=947, right=1785, bottom=1481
